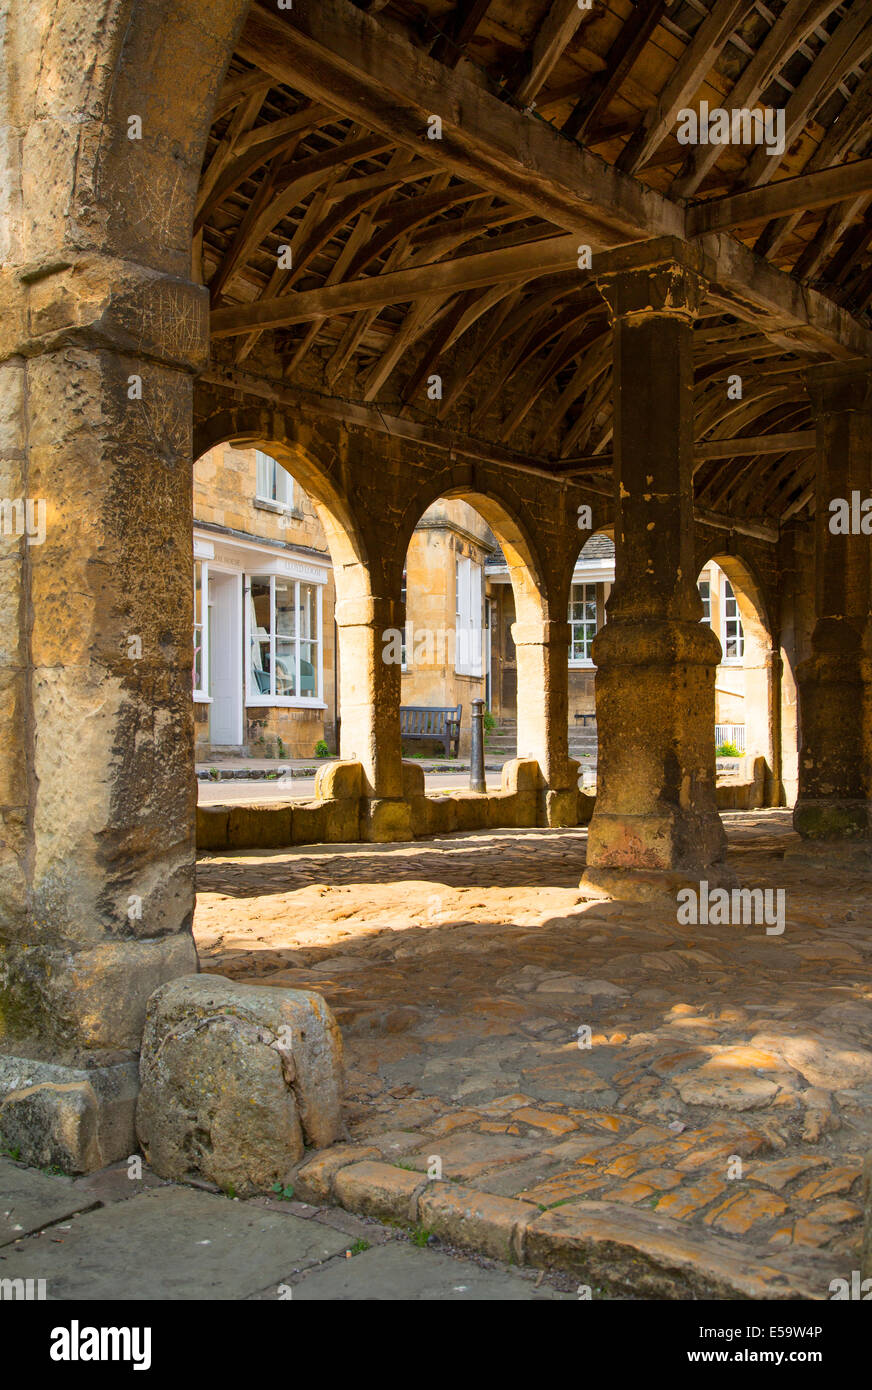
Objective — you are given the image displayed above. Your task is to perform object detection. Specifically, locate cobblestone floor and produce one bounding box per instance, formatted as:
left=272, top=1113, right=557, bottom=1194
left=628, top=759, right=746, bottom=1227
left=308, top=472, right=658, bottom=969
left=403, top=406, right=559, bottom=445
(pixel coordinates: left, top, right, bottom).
left=195, top=811, right=872, bottom=1297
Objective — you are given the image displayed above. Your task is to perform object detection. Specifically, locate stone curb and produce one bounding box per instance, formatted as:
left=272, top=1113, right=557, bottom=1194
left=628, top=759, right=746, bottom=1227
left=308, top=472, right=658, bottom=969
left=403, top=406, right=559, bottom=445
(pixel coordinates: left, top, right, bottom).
left=293, top=1153, right=821, bottom=1298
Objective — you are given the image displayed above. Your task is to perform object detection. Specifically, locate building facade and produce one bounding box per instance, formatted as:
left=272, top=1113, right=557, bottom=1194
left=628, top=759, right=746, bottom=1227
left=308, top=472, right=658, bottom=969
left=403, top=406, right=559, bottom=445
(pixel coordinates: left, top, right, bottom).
left=192, top=446, right=336, bottom=759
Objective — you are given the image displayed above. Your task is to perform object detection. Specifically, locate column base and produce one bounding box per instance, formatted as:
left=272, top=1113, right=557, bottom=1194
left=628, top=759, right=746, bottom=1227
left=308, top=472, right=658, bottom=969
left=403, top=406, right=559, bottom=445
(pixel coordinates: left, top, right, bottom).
left=359, top=797, right=413, bottom=843
left=793, top=797, right=869, bottom=842
left=783, top=835, right=872, bottom=872
left=0, top=1054, right=140, bottom=1173
left=542, top=786, right=579, bottom=828
left=580, top=863, right=737, bottom=907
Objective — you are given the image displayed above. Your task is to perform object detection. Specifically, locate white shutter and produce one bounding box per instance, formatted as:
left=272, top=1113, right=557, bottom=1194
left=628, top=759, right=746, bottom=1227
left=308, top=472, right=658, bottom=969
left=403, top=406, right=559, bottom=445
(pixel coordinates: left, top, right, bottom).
left=470, top=561, right=483, bottom=676
left=256, top=450, right=272, bottom=499
left=275, top=463, right=294, bottom=508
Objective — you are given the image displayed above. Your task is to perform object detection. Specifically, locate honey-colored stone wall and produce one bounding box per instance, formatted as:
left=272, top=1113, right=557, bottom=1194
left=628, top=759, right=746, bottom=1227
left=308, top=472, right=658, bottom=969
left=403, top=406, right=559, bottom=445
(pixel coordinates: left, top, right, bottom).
left=401, top=499, right=495, bottom=754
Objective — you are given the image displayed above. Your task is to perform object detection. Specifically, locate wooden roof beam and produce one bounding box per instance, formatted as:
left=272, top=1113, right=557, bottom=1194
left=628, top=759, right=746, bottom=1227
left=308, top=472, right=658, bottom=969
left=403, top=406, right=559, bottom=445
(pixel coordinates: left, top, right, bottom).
left=515, top=0, right=588, bottom=107
left=688, top=157, right=872, bottom=236
left=617, top=0, right=756, bottom=175
left=563, top=0, right=669, bottom=143
left=211, top=233, right=582, bottom=337
left=232, top=2, right=872, bottom=360
left=672, top=0, right=841, bottom=200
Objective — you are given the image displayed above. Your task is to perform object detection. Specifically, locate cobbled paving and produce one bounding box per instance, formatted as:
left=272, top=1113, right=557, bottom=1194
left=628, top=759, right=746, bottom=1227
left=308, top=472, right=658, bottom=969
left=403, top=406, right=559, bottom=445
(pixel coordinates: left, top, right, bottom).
left=195, top=810, right=872, bottom=1296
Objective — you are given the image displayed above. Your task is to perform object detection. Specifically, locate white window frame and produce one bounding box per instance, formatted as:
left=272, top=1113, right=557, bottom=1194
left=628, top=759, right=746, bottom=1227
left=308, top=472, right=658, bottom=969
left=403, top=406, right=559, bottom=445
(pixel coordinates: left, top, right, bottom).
left=568, top=581, right=597, bottom=666
left=400, top=567, right=408, bottom=671
left=455, top=555, right=483, bottom=677
left=193, top=560, right=211, bottom=702
left=698, top=578, right=711, bottom=625
left=245, top=573, right=324, bottom=707
left=255, top=449, right=295, bottom=511
left=721, top=576, right=745, bottom=664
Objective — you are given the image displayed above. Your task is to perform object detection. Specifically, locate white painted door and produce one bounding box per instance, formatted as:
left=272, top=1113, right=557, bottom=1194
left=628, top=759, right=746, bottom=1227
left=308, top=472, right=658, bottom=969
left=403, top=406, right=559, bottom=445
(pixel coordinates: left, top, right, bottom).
left=208, top=571, right=242, bottom=746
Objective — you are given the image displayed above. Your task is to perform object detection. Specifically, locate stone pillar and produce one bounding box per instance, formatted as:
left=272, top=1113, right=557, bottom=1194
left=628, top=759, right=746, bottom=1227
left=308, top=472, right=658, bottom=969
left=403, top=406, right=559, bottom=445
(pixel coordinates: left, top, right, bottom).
left=744, top=647, right=783, bottom=807
left=513, top=617, right=578, bottom=825
left=793, top=361, right=872, bottom=845
left=582, top=246, right=728, bottom=899
left=334, top=593, right=412, bottom=841
left=0, top=258, right=207, bottom=1168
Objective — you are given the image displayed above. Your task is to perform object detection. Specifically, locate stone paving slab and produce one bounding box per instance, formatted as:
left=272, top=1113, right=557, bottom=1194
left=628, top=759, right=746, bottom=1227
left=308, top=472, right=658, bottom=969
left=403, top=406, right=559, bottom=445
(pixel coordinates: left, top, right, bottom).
left=279, top=1241, right=571, bottom=1300
left=0, top=1159, right=99, bottom=1247
left=0, top=1186, right=349, bottom=1300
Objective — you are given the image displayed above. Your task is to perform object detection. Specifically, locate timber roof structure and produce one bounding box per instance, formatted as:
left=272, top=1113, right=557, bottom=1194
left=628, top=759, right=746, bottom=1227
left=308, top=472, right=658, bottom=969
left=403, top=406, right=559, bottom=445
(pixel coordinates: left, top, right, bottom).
left=198, top=0, right=872, bottom=530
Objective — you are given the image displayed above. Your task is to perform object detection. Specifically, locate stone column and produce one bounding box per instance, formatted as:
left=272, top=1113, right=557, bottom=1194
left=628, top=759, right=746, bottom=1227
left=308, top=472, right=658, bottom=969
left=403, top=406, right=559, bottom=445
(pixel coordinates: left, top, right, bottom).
left=582, top=245, right=728, bottom=899
left=0, top=258, right=207, bottom=1168
left=744, top=647, right=783, bottom=807
left=334, top=592, right=412, bottom=841
left=793, top=361, right=872, bottom=846
left=513, top=617, right=578, bottom=825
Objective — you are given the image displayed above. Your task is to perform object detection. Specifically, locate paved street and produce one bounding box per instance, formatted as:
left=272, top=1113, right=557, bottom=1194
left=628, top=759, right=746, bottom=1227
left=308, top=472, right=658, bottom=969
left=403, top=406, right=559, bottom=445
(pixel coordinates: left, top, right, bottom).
left=198, top=771, right=488, bottom=803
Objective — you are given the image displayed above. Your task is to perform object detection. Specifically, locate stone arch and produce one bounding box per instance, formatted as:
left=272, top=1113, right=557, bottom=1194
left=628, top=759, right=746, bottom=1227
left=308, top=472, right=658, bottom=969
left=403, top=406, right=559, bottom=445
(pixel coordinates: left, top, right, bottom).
left=192, top=405, right=416, bottom=799
left=564, top=527, right=617, bottom=778
left=398, top=476, right=563, bottom=779
left=396, top=474, right=550, bottom=625
left=193, top=404, right=370, bottom=603
left=695, top=549, right=783, bottom=806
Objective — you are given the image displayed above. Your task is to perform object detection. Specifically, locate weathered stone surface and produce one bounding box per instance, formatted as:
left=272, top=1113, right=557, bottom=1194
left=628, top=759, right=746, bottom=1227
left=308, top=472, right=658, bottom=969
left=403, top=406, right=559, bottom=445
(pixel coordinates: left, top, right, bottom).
left=0, top=1056, right=139, bottom=1171
left=526, top=1200, right=813, bottom=1299
left=333, top=1160, right=424, bottom=1224
left=135, top=974, right=344, bottom=1195
left=1, top=1185, right=348, bottom=1301
left=0, top=1157, right=97, bottom=1246
left=418, top=1183, right=537, bottom=1263
left=862, top=1153, right=872, bottom=1280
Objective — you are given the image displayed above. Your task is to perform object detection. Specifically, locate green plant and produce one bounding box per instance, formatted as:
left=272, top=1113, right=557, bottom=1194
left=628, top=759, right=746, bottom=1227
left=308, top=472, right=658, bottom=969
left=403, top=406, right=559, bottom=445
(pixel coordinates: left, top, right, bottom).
left=0, top=1140, right=21, bottom=1161
left=224, top=1183, right=237, bottom=1199
left=276, top=735, right=286, bottom=759
left=716, top=740, right=741, bottom=757
left=483, top=708, right=496, bottom=735
left=271, top=1182, right=295, bottom=1201
left=314, top=739, right=330, bottom=758
left=409, top=1225, right=434, bottom=1247
left=348, top=1238, right=370, bottom=1256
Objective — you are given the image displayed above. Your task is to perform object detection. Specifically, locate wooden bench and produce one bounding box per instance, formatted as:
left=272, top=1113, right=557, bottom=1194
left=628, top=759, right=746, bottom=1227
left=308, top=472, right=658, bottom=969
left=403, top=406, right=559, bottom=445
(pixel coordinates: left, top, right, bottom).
left=400, top=705, right=461, bottom=758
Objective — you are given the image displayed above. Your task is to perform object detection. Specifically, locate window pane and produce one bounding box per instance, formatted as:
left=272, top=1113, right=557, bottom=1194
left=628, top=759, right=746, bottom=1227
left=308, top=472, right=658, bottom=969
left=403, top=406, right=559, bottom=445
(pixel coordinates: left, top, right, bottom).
left=275, top=580, right=295, bottom=638
left=300, top=640, right=317, bottom=695
left=298, top=583, right=316, bottom=641
left=249, top=578, right=272, bottom=695
left=274, top=579, right=296, bottom=696
left=193, top=563, right=203, bottom=693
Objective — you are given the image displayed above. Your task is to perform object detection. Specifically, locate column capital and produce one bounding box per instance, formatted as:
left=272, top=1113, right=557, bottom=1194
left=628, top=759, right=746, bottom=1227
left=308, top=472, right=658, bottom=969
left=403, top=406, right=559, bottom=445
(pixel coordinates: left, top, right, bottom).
left=596, top=238, right=709, bottom=324
left=0, top=255, right=209, bottom=374
left=803, top=359, right=872, bottom=418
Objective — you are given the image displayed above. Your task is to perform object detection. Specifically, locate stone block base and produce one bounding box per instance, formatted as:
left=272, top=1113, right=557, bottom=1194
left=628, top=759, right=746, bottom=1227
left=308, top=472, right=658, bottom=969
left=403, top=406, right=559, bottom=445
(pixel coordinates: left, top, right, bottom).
left=359, top=797, right=413, bottom=842
left=580, top=863, right=737, bottom=906
left=0, top=1055, right=139, bottom=1173
left=793, top=798, right=869, bottom=841
left=782, top=838, right=872, bottom=871
left=135, top=974, right=345, bottom=1196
